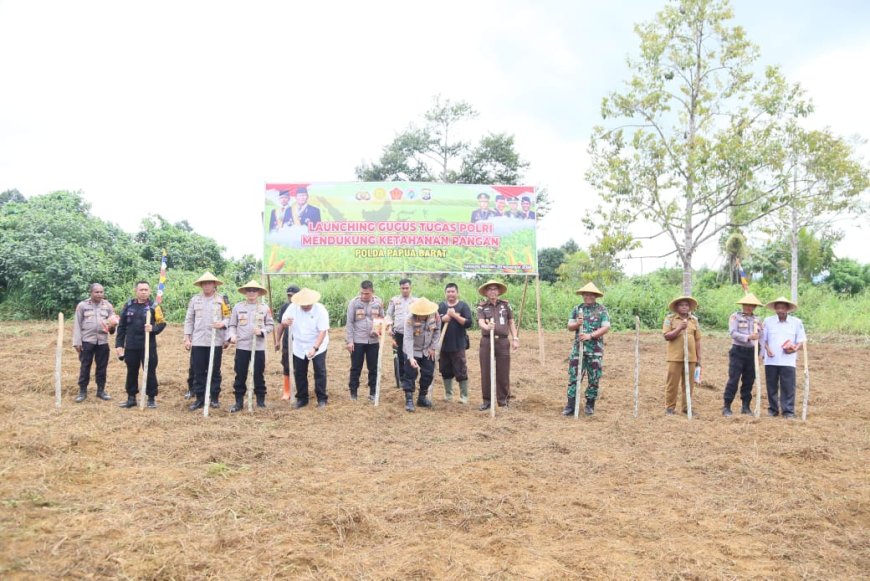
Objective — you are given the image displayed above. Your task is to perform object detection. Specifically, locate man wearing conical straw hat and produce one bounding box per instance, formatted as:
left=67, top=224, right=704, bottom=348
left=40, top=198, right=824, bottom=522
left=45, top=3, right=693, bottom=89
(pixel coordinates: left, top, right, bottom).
left=760, top=297, right=806, bottom=419
left=282, top=288, right=330, bottom=409
left=476, top=279, right=519, bottom=410
left=721, top=293, right=764, bottom=417
left=662, top=295, right=702, bottom=416
left=184, top=272, right=230, bottom=411
left=401, top=298, right=441, bottom=412
left=227, top=280, right=274, bottom=412
left=563, top=282, right=611, bottom=417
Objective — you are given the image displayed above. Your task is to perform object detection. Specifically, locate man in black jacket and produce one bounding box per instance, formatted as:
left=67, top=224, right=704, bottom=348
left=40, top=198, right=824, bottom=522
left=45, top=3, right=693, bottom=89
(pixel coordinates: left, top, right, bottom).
left=115, top=281, right=166, bottom=409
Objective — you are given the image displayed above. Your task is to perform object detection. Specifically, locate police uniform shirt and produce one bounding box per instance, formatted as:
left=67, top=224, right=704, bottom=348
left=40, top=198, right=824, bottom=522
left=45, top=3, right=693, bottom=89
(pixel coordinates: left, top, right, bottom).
left=477, top=299, right=513, bottom=338
left=228, top=302, right=274, bottom=351
left=662, top=313, right=701, bottom=363
left=729, top=311, right=762, bottom=347
left=184, top=294, right=230, bottom=347
left=403, top=314, right=441, bottom=359
left=387, top=295, right=416, bottom=335
left=344, top=295, right=385, bottom=345
left=73, top=299, right=116, bottom=347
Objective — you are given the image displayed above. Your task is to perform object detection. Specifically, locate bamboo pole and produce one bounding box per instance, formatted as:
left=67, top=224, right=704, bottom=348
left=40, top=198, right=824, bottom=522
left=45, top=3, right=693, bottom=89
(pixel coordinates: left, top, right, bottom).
left=573, top=310, right=584, bottom=419
left=489, top=325, right=496, bottom=419
left=634, top=315, right=640, bottom=418
left=55, top=312, right=64, bottom=409
left=436, top=320, right=450, bottom=355
left=683, top=327, right=692, bottom=420
left=535, top=275, right=544, bottom=365
left=140, top=310, right=151, bottom=409
left=516, top=276, right=530, bottom=336
left=248, top=318, right=258, bottom=413
left=374, top=319, right=387, bottom=406
left=203, top=327, right=216, bottom=418
left=754, top=319, right=762, bottom=418
left=801, top=342, right=811, bottom=421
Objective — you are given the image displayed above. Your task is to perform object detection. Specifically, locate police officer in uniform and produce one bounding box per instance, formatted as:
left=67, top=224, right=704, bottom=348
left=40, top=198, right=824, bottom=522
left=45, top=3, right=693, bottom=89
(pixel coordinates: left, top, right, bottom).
left=228, top=280, right=274, bottom=412
left=344, top=280, right=385, bottom=401
left=386, top=278, right=415, bottom=387
left=72, top=283, right=118, bottom=402
left=115, top=280, right=166, bottom=409
left=184, top=272, right=230, bottom=411
left=476, top=280, right=519, bottom=410
left=402, top=298, right=441, bottom=412
left=275, top=284, right=300, bottom=400
left=722, top=293, right=764, bottom=416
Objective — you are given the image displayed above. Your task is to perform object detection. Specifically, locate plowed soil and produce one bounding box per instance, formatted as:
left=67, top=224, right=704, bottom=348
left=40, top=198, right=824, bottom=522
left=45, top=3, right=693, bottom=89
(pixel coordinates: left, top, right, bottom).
left=1, top=321, right=868, bottom=579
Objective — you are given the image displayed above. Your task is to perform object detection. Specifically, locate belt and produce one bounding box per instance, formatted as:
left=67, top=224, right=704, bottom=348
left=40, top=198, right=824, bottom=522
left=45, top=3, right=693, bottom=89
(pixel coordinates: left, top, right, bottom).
left=482, top=334, right=509, bottom=339
left=732, top=344, right=755, bottom=351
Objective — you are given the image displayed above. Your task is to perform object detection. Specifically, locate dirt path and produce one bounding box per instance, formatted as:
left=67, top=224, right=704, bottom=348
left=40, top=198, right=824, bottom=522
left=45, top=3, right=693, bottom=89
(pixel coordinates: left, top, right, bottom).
left=1, top=322, right=868, bottom=579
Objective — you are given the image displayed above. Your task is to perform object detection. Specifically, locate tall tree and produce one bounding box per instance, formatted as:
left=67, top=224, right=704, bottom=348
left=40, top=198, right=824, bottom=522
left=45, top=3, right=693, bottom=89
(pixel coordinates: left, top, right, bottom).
left=763, top=127, right=868, bottom=301
left=585, top=0, right=809, bottom=294
left=135, top=215, right=227, bottom=274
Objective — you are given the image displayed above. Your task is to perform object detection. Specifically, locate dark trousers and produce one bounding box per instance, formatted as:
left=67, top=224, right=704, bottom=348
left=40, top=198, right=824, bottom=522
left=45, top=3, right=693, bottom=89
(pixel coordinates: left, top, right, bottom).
left=402, top=356, right=435, bottom=397
left=233, top=350, right=266, bottom=398
left=294, top=351, right=328, bottom=403
left=393, top=332, right=407, bottom=382
left=765, top=365, right=796, bottom=415
left=123, top=348, right=158, bottom=397
left=191, top=345, right=223, bottom=400
left=479, top=336, right=510, bottom=404
left=439, top=349, right=468, bottom=381
left=349, top=342, right=379, bottom=396
left=723, top=345, right=756, bottom=406
left=78, top=342, right=109, bottom=390
left=186, top=350, right=194, bottom=390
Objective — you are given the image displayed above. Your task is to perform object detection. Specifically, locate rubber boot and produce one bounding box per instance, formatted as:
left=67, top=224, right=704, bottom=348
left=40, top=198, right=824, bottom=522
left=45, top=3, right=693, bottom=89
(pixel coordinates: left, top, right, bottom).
left=281, top=375, right=292, bottom=400
left=96, top=387, right=111, bottom=401
left=405, top=392, right=415, bottom=412
left=459, top=380, right=469, bottom=404
left=443, top=378, right=454, bottom=402
left=119, top=395, right=137, bottom=408
left=740, top=402, right=752, bottom=415
left=417, top=386, right=432, bottom=408
left=229, top=395, right=245, bottom=413
left=75, top=388, right=87, bottom=403
left=584, top=398, right=595, bottom=416
left=256, top=393, right=266, bottom=408
left=562, top=396, right=576, bottom=416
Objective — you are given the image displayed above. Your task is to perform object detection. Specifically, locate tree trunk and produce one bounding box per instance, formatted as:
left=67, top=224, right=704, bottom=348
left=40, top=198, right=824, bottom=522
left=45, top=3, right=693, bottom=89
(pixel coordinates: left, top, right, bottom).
left=790, top=201, right=799, bottom=303
left=682, top=252, right=693, bottom=296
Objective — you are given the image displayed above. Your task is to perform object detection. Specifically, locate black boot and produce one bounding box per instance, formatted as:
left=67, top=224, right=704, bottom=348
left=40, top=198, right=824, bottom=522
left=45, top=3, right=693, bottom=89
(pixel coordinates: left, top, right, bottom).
left=189, top=397, right=205, bottom=411
left=118, top=395, right=137, bottom=409
left=75, top=388, right=87, bottom=403
left=256, top=393, right=266, bottom=408
left=584, top=398, right=595, bottom=416
left=95, top=387, right=111, bottom=401
left=210, top=396, right=220, bottom=409
left=349, top=389, right=358, bottom=401
left=562, top=396, right=576, bottom=416
left=741, top=402, right=753, bottom=415
left=417, top=390, right=432, bottom=408
left=146, top=397, right=156, bottom=409
left=722, top=404, right=733, bottom=417
left=229, top=396, right=245, bottom=413
left=405, top=392, right=415, bottom=412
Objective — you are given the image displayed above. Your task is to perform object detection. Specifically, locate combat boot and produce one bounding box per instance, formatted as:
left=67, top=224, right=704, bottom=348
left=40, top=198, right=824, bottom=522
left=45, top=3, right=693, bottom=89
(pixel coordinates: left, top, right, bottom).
left=584, top=398, right=596, bottom=416
left=256, top=393, right=266, bottom=408
left=443, top=378, right=454, bottom=401
left=740, top=402, right=753, bottom=415
left=146, top=397, right=157, bottom=409
left=458, top=380, right=469, bottom=404
left=229, top=395, right=245, bottom=413
left=722, top=404, right=733, bottom=417
left=95, top=387, right=111, bottom=401
left=75, top=388, right=87, bottom=403
left=562, top=396, right=576, bottom=416
left=404, top=392, right=415, bottom=412
left=189, top=396, right=205, bottom=411
left=118, top=395, right=137, bottom=409
left=417, top=394, right=432, bottom=408
left=349, top=389, right=358, bottom=401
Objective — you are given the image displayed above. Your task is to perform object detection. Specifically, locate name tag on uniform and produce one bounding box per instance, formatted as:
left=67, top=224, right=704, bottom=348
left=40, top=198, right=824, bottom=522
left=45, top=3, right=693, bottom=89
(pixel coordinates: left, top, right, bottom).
left=239, top=314, right=248, bottom=326
left=355, top=308, right=365, bottom=320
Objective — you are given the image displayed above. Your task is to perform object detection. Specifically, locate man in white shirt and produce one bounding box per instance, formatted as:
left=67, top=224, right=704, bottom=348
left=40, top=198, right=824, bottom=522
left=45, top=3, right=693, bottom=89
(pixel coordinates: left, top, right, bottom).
left=282, top=287, right=330, bottom=408
left=761, top=296, right=807, bottom=419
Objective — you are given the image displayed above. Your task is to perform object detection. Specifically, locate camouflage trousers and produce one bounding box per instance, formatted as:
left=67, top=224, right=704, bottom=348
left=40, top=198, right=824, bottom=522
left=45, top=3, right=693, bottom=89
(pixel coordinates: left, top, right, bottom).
left=567, top=343, right=603, bottom=400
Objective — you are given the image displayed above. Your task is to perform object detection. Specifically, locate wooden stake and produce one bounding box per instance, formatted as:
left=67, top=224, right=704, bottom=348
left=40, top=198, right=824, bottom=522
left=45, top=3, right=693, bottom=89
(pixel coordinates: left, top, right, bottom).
left=683, top=328, right=692, bottom=420
left=634, top=315, right=640, bottom=418
left=801, top=342, right=811, bottom=421
left=140, top=310, right=151, bottom=409
left=535, top=275, right=544, bottom=365
left=203, top=327, right=216, bottom=418
left=248, top=320, right=258, bottom=413
left=55, top=312, right=64, bottom=409
left=516, top=276, right=530, bottom=336
left=754, top=319, right=761, bottom=418
left=573, top=309, right=584, bottom=419
left=490, top=325, right=496, bottom=418
left=374, top=319, right=387, bottom=406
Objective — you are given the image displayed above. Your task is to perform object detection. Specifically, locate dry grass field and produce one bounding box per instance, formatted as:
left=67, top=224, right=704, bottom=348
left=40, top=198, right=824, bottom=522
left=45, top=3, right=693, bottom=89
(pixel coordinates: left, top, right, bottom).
left=1, top=321, right=868, bottom=579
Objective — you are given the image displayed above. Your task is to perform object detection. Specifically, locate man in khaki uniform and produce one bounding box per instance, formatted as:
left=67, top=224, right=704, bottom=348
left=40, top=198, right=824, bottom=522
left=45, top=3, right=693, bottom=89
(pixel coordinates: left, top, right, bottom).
left=228, top=280, right=274, bottom=412
left=184, top=272, right=230, bottom=411
left=386, top=278, right=415, bottom=387
left=72, top=283, right=118, bottom=402
left=477, top=279, right=519, bottom=410
left=402, top=298, right=441, bottom=412
left=662, top=296, right=702, bottom=416
left=345, top=280, right=385, bottom=401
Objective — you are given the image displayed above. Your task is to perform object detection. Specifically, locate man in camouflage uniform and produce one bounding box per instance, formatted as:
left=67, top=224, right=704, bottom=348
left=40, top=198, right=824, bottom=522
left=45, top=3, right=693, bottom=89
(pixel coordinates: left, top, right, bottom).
left=401, top=298, right=441, bottom=412
left=563, top=282, right=611, bottom=416
left=722, top=293, right=764, bottom=416
left=72, top=283, right=118, bottom=402
left=184, top=272, right=230, bottom=411
left=345, top=279, right=385, bottom=401
left=477, top=279, right=519, bottom=410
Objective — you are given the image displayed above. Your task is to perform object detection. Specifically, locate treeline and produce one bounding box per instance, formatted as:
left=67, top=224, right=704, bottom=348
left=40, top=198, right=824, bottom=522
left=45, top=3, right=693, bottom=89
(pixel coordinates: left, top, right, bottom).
left=2, top=190, right=868, bottom=334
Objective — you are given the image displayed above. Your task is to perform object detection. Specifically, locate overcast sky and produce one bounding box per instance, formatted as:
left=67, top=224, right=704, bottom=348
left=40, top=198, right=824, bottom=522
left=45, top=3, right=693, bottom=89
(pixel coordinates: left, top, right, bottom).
left=1, top=0, right=868, bottom=274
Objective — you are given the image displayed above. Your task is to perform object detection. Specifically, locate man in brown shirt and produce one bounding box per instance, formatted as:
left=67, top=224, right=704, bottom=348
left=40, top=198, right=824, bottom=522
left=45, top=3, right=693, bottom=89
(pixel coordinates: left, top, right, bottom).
left=476, top=280, right=519, bottom=410
left=662, top=296, right=702, bottom=416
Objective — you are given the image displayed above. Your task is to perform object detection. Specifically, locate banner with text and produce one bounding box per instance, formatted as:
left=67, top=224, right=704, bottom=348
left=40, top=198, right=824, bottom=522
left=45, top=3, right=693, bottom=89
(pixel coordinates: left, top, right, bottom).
left=264, top=182, right=538, bottom=274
